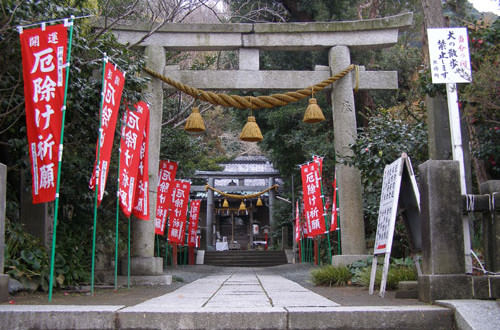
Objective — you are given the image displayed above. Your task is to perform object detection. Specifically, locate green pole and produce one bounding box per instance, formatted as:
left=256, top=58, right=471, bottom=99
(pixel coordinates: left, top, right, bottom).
left=300, top=238, right=304, bottom=263
left=127, top=216, right=131, bottom=288
left=318, top=173, right=332, bottom=264
left=90, top=55, right=108, bottom=296
left=48, top=17, right=75, bottom=302
left=114, top=107, right=126, bottom=290
left=165, top=239, right=168, bottom=268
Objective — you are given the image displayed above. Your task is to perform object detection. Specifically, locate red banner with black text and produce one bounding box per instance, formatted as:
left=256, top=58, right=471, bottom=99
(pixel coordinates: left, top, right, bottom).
left=132, top=110, right=150, bottom=220
left=89, top=61, right=125, bottom=204
left=167, top=180, right=191, bottom=244
left=187, top=200, right=201, bottom=247
left=118, top=101, right=149, bottom=218
left=300, top=162, right=326, bottom=237
left=154, top=160, right=178, bottom=235
left=20, top=24, right=68, bottom=203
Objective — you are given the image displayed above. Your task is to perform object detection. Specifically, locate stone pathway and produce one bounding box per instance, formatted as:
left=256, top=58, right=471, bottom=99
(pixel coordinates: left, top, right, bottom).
left=129, top=271, right=338, bottom=311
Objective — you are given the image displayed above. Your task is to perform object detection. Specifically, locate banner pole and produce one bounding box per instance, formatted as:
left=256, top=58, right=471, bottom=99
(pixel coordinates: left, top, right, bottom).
left=319, top=177, right=332, bottom=264
left=48, top=17, right=75, bottom=302
left=165, top=239, right=168, bottom=268
left=114, top=111, right=126, bottom=290
left=127, top=216, right=131, bottom=288
left=90, top=55, right=107, bottom=296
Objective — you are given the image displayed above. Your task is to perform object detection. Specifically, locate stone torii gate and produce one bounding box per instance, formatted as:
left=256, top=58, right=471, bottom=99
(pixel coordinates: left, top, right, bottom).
left=107, top=13, right=413, bottom=274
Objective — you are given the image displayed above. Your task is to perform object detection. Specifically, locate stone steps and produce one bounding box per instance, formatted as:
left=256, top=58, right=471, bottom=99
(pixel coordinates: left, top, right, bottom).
left=204, top=250, right=288, bottom=267
left=0, top=305, right=454, bottom=329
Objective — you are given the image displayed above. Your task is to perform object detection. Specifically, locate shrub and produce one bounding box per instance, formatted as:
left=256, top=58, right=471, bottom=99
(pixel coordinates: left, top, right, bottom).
left=352, top=265, right=417, bottom=290
left=310, top=265, right=352, bottom=286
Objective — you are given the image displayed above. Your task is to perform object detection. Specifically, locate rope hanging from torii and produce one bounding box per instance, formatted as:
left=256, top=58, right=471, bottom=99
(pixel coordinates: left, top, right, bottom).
left=205, top=184, right=279, bottom=200
left=143, top=64, right=358, bottom=110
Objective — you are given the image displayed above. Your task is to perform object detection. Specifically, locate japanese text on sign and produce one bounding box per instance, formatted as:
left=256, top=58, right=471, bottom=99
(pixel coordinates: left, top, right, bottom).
left=428, top=27, right=472, bottom=84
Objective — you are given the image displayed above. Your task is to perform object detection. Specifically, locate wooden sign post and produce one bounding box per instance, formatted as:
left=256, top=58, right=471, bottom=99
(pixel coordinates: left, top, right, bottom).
left=369, top=153, right=420, bottom=297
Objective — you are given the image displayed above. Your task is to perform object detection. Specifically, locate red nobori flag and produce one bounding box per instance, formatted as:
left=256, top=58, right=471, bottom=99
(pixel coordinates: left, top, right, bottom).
left=20, top=24, right=68, bottom=204
left=300, top=162, right=326, bottom=237
left=295, top=201, right=301, bottom=242
left=89, top=61, right=125, bottom=204
left=167, top=180, right=191, bottom=244
left=187, top=200, right=201, bottom=247
left=313, top=155, right=323, bottom=179
left=154, top=160, right=178, bottom=235
left=132, top=110, right=149, bottom=220
left=118, top=101, right=148, bottom=217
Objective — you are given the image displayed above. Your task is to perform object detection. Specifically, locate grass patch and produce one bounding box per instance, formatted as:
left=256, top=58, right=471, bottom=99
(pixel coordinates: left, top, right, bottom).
left=310, top=265, right=352, bottom=286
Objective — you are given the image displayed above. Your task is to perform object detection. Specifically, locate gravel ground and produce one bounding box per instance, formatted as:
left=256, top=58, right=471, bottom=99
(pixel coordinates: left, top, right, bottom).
left=3, top=264, right=424, bottom=307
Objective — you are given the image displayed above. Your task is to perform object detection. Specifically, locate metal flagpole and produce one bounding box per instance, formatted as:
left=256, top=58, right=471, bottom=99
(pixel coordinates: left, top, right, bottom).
left=114, top=110, right=126, bottom=290
left=48, top=16, right=75, bottom=302
left=90, top=55, right=108, bottom=296
left=127, top=216, right=131, bottom=288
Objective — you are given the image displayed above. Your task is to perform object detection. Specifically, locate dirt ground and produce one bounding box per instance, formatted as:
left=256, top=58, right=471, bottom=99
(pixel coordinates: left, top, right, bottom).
left=3, top=264, right=425, bottom=307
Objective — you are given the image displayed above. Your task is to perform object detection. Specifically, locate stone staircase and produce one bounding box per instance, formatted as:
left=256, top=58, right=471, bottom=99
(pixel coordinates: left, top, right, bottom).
left=204, top=250, right=288, bottom=267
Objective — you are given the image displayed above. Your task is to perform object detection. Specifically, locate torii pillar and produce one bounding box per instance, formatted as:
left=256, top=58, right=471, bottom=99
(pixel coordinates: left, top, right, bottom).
left=127, top=45, right=164, bottom=275
left=330, top=46, right=368, bottom=264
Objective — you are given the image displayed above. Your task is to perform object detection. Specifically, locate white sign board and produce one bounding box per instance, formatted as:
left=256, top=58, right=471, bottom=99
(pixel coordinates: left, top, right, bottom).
left=427, top=27, right=472, bottom=84
left=373, top=157, right=403, bottom=254
left=369, top=153, right=420, bottom=297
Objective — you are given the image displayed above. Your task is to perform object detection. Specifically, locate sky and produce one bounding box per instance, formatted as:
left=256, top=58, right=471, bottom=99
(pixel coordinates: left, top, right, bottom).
left=468, top=0, right=500, bottom=15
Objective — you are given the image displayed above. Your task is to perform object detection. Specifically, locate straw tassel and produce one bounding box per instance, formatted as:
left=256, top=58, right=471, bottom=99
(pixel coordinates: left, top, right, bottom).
left=184, top=107, right=206, bottom=133
left=303, top=98, right=325, bottom=123
left=240, top=115, right=263, bottom=142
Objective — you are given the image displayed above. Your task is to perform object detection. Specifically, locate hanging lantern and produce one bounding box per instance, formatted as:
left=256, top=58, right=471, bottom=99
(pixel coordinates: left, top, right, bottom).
left=303, top=97, right=325, bottom=123
left=256, top=196, right=263, bottom=207
left=239, top=200, right=247, bottom=211
left=239, top=115, right=263, bottom=142
left=222, top=198, right=229, bottom=208
left=184, top=106, right=206, bottom=133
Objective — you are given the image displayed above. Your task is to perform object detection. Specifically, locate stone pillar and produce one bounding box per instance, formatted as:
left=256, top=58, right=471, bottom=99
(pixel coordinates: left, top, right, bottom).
left=0, top=163, right=8, bottom=301
left=426, top=95, right=452, bottom=160
left=417, top=160, right=472, bottom=302
left=479, top=180, right=500, bottom=273
left=206, top=177, right=214, bottom=250
left=268, top=177, right=275, bottom=246
left=329, top=46, right=367, bottom=262
left=128, top=45, right=164, bottom=275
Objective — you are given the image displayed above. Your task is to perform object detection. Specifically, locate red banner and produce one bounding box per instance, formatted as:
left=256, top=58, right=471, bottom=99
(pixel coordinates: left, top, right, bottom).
left=300, top=162, right=326, bottom=237
left=132, top=109, right=150, bottom=220
left=313, top=155, right=323, bottom=179
left=187, top=200, right=201, bottom=247
left=295, top=201, right=301, bottom=242
left=89, top=61, right=125, bottom=204
left=154, top=160, right=178, bottom=235
left=118, top=102, right=149, bottom=217
left=20, top=24, right=68, bottom=204
left=167, top=180, right=191, bottom=244
left=330, top=173, right=338, bottom=231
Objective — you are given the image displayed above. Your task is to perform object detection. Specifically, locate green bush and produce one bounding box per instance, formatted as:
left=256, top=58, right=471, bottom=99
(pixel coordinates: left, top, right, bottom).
left=310, top=265, right=352, bottom=286
left=352, top=265, right=417, bottom=290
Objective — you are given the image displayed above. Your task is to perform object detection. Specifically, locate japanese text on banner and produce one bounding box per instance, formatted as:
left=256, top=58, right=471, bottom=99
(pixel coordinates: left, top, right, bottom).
left=300, top=162, right=326, bottom=237
left=154, top=160, right=178, bottom=235
left=187, top=200, right=201, bottom=247
left=167, top=180, right=191, bottom=244
left=132, top=104, right=150, bottom=220
left=20, top=24, right=68, bottom=203
left=118, top=102, right=149, bottom=217
left=89, top=61, right=125, bottom=204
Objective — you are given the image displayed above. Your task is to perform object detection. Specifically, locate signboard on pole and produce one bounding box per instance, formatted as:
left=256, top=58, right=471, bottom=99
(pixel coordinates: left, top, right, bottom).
left=369, top=153, right=420, bottom=297
left=427, top=27, right=471, bottom=84
left=427, top=26, right=473, bottom=273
